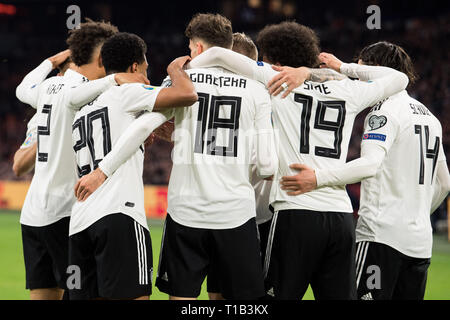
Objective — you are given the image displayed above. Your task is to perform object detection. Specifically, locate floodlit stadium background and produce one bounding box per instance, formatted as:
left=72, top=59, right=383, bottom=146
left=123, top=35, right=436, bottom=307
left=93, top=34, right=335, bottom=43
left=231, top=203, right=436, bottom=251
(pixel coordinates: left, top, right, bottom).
left=0, top=0, right=448, bottom=299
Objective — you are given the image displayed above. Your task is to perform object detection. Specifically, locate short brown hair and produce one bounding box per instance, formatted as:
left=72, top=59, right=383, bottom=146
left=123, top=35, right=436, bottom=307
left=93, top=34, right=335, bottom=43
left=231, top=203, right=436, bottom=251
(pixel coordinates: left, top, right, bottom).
left=232, top=33, right=258, bottom=60
left=66, top=18, right=118, bottom=66
left=256, top=21, right=320, bottom=68
left=185, top=13, right=233, bottom=48
left=358, top=41, right=418, bottom=84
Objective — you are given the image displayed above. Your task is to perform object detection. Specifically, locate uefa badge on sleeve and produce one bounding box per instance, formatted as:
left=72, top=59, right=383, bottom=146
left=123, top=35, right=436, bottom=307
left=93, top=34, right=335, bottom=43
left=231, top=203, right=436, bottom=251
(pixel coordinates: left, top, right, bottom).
left=142, top=84, right=155, bottom=90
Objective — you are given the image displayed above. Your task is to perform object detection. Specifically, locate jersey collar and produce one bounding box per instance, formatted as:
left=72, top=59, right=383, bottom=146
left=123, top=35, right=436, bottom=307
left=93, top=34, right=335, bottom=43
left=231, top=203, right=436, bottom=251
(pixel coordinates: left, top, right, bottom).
left=64, top=69, right=89, bottom=83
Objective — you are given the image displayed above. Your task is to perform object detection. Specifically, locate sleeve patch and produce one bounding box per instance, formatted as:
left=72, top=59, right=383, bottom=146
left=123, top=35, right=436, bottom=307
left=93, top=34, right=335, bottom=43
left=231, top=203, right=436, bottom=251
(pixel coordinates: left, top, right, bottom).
left=21, top=133, right=36, bottom=147
left=257, top=61, right=264, bottom=66
left=142, top=84, right=155, bottom=90
left=368, top=115, right=387, bottom=130
left=363, top=133, right=386, bottom=141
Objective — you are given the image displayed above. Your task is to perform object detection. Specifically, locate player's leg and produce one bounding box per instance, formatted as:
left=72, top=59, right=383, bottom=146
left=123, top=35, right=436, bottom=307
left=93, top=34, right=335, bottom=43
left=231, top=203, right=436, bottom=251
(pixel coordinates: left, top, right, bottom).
left=155, top=214, right=209, bottom=300
left=29, top=288, right=64, bottom=300
left=67, top=225, right=99, bottom=300
left=392, top=256, right=430, bottom=300
left=258, top=218, right=272, bottom=266
left=265, top=210, right=327, bottom=300
left=211, top=217, right=264, bottom=300
left=353, top=242, right=403, bottom=300
left=90, top=214, right=153, bottom=300
left=310, top=212, right=356, bottom=300
left=206, top=262, right=224, bottom=300
left=21, top=223, right=62, bottom=300
left=43, top=217, right=70, bottom=298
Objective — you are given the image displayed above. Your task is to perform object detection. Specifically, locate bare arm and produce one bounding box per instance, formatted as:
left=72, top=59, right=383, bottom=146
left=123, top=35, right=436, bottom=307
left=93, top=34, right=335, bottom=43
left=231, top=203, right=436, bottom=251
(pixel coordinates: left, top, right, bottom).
left=153, top=56, right=198, bottom=110
left=16, top=50, right=71, bottom=108
left=12, top=144, right=37, bottom=177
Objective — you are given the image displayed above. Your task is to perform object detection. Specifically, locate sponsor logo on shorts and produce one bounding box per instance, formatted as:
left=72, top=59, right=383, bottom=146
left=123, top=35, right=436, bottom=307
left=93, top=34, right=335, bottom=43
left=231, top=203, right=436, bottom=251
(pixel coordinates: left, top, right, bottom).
left=361, top=292, right=374, bottom=300
left=266, top=287, right=274, bottom=297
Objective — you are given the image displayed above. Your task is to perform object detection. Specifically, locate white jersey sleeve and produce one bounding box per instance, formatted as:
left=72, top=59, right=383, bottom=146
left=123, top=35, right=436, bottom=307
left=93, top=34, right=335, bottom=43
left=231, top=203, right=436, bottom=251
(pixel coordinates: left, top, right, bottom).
left=315, top=143, right=387, bottom=187
left=188, top=46, right=277, bottom=86
left=20, top=114, right=38, bottom=149
left=360, top=103, right=401, bottom=152
left=315, top=103, right=401, bottom=187
left=16, top=59, right=53, bottom=108
left=66, top=74, right=117, bottom=110
left=98, top=110, right=169, bottom=177
left=339, top=63, right=409, bottom=113
left=253, top=83, right=278, bottom=177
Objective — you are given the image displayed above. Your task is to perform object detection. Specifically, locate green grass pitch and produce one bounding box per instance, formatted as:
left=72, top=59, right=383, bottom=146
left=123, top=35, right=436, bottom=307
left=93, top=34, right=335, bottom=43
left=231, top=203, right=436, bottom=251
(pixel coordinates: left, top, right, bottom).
left=0, top=211, right=448, bottom=300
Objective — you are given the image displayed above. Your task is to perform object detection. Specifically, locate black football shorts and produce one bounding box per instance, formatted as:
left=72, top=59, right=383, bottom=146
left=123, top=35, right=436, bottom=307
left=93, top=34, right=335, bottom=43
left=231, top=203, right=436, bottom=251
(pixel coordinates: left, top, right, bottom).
left=156, top=214, right=265, bottom=299
left=68, top=213, right=153, bottom=300
left=264, top=209, right=357, bottom=300
left=21, top=217, right=70, bottom=290
left=355, top=241, right=430, bottom=300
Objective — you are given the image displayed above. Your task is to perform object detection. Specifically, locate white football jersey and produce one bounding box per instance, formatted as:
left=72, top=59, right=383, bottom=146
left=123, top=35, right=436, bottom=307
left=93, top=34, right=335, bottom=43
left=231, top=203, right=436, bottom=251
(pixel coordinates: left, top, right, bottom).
left=250, top=64, right=396, bottom=213
left=165, top=67, right=277, bottom=229
left=70, top=83, right=162, bottom=236
left=20, top=69, right=88, bottom=227
left=357, top=90, right=445, bottom=258
left=250, top=166, right=273, bottom=225
left=20, top=114, right=38, bottom=149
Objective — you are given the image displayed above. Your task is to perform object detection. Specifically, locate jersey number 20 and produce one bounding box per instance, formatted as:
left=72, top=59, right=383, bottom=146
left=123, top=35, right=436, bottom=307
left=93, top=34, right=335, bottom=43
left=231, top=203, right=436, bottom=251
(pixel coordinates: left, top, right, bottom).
left=72, top=107, right=112, bottom=177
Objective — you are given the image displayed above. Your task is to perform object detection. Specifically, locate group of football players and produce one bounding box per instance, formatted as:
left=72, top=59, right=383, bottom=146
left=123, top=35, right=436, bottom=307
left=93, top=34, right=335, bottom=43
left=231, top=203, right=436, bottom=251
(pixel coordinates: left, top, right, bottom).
left=14, top=12, right=449, bottom=300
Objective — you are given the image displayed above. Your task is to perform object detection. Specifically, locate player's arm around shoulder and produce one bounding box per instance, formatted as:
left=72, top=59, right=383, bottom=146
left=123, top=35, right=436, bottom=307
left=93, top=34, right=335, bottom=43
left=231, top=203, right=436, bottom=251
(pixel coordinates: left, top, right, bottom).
left=153, top=56, right=198, bottom=111
left=254, top=83, right=278, bottom=178
left=16, top=49, right=71, bottom=108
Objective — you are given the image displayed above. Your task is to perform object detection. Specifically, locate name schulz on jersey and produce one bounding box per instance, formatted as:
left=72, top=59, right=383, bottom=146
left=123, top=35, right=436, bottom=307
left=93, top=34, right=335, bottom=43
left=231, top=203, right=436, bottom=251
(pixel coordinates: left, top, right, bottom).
left=180, top=303, right=269, bottom=317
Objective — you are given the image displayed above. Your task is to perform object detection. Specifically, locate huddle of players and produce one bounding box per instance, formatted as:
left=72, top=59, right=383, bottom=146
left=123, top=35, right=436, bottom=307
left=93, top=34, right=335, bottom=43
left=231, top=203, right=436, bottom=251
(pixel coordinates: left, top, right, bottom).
left=14, top=12, right=449, bottom=300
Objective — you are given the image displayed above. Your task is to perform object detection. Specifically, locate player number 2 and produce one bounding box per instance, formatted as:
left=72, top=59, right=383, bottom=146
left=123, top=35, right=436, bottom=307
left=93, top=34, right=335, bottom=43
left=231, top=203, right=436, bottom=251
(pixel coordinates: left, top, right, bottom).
left=37, top=104, right=52, bottom=162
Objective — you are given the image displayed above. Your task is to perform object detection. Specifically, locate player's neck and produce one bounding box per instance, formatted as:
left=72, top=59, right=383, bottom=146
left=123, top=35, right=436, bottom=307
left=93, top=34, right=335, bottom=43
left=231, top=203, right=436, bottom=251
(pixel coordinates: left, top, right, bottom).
left=72, top=64, right=101, bottom=81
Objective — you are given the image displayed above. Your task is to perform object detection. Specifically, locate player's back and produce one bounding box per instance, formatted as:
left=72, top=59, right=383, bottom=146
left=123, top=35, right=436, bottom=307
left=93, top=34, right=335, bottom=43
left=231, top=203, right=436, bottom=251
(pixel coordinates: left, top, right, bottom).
left=167, top=67, right=274, bottom=229
left=21, top=70, right=83, bottom=227
left=270, top=78, right=374, bottom=213
left=358, top=91, right=444, bottom=258
left=70, top=84, right=156, bottom=235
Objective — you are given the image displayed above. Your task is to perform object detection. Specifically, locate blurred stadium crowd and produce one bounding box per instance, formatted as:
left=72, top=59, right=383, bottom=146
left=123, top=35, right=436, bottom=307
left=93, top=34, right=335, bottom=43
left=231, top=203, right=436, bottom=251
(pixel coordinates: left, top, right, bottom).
left=0, top=1, right=448, bottom=217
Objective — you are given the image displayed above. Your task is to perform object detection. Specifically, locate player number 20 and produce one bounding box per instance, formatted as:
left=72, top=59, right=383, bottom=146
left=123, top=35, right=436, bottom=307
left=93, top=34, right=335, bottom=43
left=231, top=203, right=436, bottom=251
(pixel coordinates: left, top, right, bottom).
left=72, top=107, right=112, bottom=177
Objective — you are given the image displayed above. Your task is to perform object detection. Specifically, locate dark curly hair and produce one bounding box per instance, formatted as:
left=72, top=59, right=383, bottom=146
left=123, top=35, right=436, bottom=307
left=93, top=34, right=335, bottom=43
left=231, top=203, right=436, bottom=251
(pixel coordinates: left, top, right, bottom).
left=66, top=18, right=118, bottom=67
left=357, top=41, right=418, bottom=85
left=101, top=32, right=147, bottom=74
left=185, top=13, right=233, bottom=48
left=256, top=21, right=320, bottom=68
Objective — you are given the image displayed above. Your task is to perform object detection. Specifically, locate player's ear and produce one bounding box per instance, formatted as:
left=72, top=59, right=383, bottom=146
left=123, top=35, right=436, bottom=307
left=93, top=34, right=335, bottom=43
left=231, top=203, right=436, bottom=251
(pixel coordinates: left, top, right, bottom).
left=98, top=54, right=103, bottom=68
left=197, top=41, right=204, bottom=55
left=132, top=62, right=138, bottom=73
